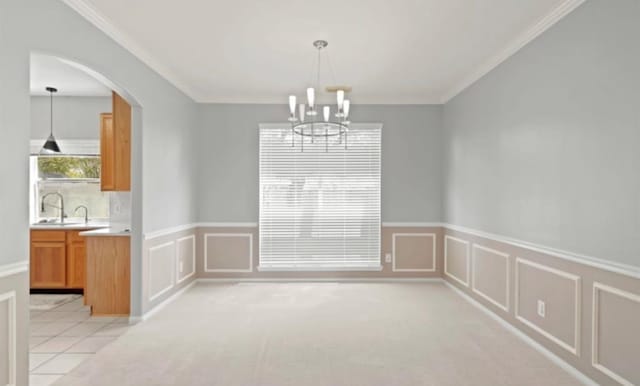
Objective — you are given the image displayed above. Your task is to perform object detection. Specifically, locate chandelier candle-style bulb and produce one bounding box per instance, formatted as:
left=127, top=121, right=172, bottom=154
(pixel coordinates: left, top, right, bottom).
left=289, top=95, right=296, bottom=115
left=323, top=106, right=330, bottom=122
left=298, top=103, right=306, bottom=122
left=307, top=88, right=315, bottom=109
left=336, top=89, right=345, bottom=109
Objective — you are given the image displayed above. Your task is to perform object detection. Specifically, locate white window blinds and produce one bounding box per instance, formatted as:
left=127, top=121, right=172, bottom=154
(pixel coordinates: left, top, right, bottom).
left=259, top=123, right=382, bottom=270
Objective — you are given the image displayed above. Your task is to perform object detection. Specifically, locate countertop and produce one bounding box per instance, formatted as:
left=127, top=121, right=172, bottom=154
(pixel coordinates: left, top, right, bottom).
left=30, top=221, right=111, bottom=231
left=79, top=224, right=131, bottom=237
left=30, top=221, right=131, bottom=236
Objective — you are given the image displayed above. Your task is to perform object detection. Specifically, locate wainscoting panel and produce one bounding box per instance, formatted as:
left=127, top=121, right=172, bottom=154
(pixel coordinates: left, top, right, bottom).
left=204, top=233, right=253, bottom=272
left=444, top=235, right=470, bottom=286
left=197, top=225, right=442, bottom=279
left=0, top=291, right=16, bottom=386
left=592, top=283, right=640, bottom=385
left=472, top=244, right=509, bottom=312
left=143, top=228, right=198, bottom=315
left=148, top=241, right=176, bottom=302
left=176, top=235, right=196, bottom=284
left=515, top=258, right=581, bottom=356
left=392, top=233, right=436, bottom=272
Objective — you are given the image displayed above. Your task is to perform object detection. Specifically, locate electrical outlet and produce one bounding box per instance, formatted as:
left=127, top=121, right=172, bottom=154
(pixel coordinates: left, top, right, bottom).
left=385, top=253, right=392, bottom=263
left=179, top=261, right=184, bottom=273
left=537, top=300, right=546, bottom=318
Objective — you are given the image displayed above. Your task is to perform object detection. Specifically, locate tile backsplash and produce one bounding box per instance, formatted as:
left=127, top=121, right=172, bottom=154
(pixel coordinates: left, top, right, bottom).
left=109, top=191, right=131, bottom=224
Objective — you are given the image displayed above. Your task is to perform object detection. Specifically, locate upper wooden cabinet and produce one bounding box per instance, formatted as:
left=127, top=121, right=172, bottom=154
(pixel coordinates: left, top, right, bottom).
left=101, top=91, right=131, bottom=191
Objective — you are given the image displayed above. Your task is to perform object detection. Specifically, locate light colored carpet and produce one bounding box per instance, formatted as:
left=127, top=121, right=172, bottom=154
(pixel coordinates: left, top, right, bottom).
left=57, top=282, right=582, bottom=386
left=30, top=294, right=83, bottom=310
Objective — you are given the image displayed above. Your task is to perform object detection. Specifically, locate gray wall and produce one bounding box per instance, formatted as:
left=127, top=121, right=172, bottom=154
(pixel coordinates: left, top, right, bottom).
left=30, top=96, right=110, bottom=141
left=0, top=0, right=199, bottom=329
left=196, top=104, right=442, bottom=223
left=442, top=0, right=640, bottom=267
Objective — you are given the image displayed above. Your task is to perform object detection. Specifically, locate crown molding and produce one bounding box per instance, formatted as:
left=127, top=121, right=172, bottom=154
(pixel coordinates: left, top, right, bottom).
left=61, top=0, right=201, bottom=102
left=438, top=0, right=586, bottom=104
left=63, top=0, right=585, bottom=106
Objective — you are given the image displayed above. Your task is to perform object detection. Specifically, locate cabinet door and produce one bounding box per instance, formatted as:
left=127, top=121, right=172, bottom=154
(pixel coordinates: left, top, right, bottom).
left=31, top=241, right=66, bottom=288
left=112, top=91, right=131, bottom=191
left=66, top=239, right=86, bottom=289
left=100, top=112, right=115, bottom=191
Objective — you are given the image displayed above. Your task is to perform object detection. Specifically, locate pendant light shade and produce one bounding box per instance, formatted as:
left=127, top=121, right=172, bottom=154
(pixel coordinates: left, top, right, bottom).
left=40, top=86, right=61, bottom=155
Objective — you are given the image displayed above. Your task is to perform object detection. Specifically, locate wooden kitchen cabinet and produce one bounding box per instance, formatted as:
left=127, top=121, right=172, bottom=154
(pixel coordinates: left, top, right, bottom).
left=85, top=236, right=130, bottom=315
left=66, top=231, right=87, bottom=289
left=30, top=229, right=94, bottom=290
left=100, top=91, right=131, bottom=191
left=30, top=230, right=67, bottom=288
left=100, top=112, right=115, bottom=191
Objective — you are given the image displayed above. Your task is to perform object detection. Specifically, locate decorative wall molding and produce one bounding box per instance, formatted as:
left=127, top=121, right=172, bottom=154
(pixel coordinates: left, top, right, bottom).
left=392, top=233, right=436, bottom=272
left=144, top=223, right=198, bottom=240
left=0, top=261, right=28, bottom=279
left=443, top=223, right=640, bottom=280
left=176, top=235, right=196, bottom=284
left=148, top=241, right=176, bottom=302
left=382, top=222, right=443, bottom=228
left=440, top=0, right=586, bottom=103
left=514, top=257, right=581, bottom=356
left=471, top=244, right=510, bottom=312
left=145, top=221, right=639, bottom=280
left=204, top=233, right=253, bottom=273
left=61, top=0, right=200, bottom=101
left=591, top=282, right=640, bottom=386
left=62, top=1, right=585, bottom=105
left=0, top=291, right=16, bottom=386
left=444, top=235, right=470, bottom=287
left=199, top=222, right=258, bottom=228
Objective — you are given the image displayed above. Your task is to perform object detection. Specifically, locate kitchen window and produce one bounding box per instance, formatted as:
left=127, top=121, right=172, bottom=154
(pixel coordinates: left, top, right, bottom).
left=30, top=155, right=109, bottom=222
left=259, top=123, right=381, bottom=270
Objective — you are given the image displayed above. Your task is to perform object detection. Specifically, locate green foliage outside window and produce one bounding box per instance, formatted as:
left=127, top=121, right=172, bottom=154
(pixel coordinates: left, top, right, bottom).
left=38, top=156, right=100, bottom=179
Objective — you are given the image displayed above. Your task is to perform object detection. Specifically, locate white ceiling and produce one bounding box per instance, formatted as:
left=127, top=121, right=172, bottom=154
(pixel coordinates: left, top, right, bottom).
left=64, top=0, right=584, bottom=104
left=30, top=53, right=111, bottom=97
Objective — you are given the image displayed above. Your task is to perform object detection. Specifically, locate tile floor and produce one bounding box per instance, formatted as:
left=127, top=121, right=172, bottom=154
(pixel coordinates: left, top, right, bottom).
left=29, top=296, right=132, bottom=386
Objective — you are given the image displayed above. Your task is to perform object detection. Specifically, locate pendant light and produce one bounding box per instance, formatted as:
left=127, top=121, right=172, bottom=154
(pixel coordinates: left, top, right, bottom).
left=40, top=86, right=61, bottom=154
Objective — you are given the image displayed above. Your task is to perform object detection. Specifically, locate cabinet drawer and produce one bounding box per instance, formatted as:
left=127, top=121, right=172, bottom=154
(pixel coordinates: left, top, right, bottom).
left=31, top=230, right=66, bottom=242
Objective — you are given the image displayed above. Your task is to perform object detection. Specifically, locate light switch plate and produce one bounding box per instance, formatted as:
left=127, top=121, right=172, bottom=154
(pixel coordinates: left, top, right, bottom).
left=385, top=253, right=392, bottom=263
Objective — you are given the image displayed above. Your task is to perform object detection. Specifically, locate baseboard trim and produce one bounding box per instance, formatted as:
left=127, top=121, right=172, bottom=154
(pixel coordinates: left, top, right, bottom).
left=130, top=279, right=198, bottom=323
left=0, top=261, right=28, bottom=278
left=443, top=280, right=597, bottom=386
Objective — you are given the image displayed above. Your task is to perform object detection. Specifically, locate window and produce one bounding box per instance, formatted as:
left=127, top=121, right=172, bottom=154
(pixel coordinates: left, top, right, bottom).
left=259, top=123, right=381, bottom=270
left=31, top=155, right=109, bottom=221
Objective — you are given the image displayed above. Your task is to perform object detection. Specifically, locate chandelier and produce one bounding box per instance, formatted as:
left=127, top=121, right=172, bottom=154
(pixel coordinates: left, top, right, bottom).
left=287, top=40, right=351, bottom=151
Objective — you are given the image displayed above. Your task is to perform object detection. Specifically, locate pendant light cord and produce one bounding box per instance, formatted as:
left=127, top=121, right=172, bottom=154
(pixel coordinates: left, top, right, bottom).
left=50, top=90, right=53, bottom=136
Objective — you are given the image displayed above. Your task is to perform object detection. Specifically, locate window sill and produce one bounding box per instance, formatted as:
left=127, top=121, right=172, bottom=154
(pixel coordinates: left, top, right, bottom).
left=257, top=265, right=383, bottom=272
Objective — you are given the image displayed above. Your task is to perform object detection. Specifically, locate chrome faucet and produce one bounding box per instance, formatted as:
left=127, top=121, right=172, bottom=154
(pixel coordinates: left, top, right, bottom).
left=41, top=192, right=65, bottom=223
left=74, top=205, right=89, bottom=224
